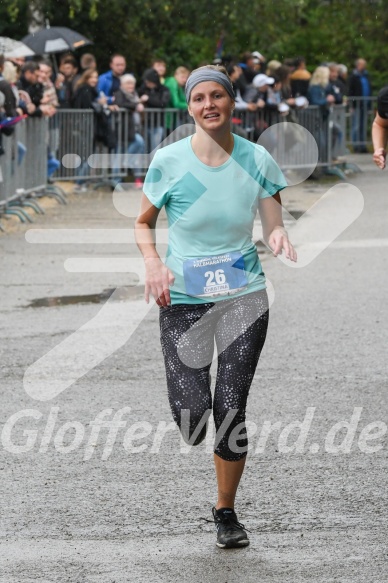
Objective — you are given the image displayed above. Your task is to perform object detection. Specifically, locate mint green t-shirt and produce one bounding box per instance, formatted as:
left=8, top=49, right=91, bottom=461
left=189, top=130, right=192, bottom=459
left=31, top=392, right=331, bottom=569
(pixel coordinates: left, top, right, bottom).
left=143, top=133, right=287, bottom=305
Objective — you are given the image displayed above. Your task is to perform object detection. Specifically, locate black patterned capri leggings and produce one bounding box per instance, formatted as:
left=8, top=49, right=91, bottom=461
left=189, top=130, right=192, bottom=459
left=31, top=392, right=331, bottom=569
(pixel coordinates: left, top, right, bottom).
left=159, top=289, right=269, bottom=461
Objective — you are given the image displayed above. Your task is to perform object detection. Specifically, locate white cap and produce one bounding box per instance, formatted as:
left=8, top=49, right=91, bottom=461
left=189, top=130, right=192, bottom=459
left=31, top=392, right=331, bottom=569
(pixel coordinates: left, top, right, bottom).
left=253, top=74, right=275, bottom=88
left=278, top=102, right=290, bottom=113
left=252, top=51, right=264, bottom=61
left=295, top=95, right=309, bottom=107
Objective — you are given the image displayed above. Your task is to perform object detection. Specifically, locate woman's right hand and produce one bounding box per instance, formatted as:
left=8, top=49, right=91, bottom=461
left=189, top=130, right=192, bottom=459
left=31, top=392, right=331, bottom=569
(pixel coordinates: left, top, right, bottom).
left=373, top=148, right=386, bottom=169
left=26, top=103, right=36, bottom=114
left=144, top=257, right=175, bottom=307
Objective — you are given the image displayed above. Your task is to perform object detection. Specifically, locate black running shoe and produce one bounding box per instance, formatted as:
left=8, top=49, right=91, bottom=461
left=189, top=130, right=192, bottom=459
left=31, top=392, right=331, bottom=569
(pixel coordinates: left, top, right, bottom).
left=212, top=506, right=250, bottom=548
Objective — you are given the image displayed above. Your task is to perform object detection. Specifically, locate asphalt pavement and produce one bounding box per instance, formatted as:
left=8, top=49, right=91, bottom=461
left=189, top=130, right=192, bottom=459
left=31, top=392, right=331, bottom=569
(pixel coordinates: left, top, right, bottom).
left=0, top=156, right=387, bottom=582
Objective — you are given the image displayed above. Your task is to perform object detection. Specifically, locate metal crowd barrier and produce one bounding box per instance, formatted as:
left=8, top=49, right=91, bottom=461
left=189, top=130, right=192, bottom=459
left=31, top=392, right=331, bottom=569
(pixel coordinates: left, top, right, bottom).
left=1, top=99, right=372, bottom=229
left=344, top=95, right=377, bottom=151
left=0, top=116, right=66, bottom=228
left=50, top=108, right=129, bottom=182
left=50, top=108, right=192, bottom=182
left=50, top=105, right=344, bottom=181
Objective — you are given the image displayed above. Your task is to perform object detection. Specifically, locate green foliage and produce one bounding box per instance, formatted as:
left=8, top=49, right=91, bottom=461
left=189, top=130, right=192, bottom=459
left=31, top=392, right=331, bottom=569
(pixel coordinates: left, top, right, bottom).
left=0, top=0, right=386, bottom=89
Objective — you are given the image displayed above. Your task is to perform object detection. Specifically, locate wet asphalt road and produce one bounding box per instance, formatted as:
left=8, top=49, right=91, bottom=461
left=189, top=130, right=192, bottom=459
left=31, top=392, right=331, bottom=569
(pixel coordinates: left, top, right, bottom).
left=0, top=156, right=387, bottom=582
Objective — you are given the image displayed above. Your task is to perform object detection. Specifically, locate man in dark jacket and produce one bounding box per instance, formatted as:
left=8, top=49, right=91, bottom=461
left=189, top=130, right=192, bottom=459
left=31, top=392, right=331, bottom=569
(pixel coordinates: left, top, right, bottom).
left=57, top=56, right=80, bottom=108
left=17, top=62, right=55, bottom=117
left=348, top=58, right=372, bottom=153
left=138, top=68, right=170, bottom=152
left=18, top=62, right=42, bottom=111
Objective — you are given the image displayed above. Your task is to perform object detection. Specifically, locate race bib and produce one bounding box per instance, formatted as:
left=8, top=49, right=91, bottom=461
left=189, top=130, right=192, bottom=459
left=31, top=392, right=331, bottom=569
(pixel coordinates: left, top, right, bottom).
left=183, top=251, right=248, bottom=298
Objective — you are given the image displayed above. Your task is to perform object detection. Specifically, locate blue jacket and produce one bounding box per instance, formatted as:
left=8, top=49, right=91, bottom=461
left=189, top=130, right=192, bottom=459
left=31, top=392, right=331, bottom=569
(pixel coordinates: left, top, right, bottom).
left=307, top=84, right=328, bottom=106
left=98, top=71, right=118, bottom=104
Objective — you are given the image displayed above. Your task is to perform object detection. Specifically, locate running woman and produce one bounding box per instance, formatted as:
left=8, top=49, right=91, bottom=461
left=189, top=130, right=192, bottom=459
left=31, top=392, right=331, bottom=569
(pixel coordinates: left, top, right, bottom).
left=372, top=86, right=388, bottom=169
left=135, top=65, right=297, bottom=549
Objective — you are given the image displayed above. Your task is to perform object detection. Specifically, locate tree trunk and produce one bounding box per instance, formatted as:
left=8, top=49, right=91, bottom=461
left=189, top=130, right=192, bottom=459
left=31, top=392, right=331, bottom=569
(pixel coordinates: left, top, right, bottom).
left=28, top=1, right=45, bottom=33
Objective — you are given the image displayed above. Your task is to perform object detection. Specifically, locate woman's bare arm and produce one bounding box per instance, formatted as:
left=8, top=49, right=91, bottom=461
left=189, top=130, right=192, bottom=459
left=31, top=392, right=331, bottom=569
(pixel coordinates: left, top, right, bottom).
left=134, top=193, right=161, bottom=259
left=372, top=113, right=388, bottom=169
left=134, top=193, right=175, bottom=306
left=258, top=192, right=297, bottom=262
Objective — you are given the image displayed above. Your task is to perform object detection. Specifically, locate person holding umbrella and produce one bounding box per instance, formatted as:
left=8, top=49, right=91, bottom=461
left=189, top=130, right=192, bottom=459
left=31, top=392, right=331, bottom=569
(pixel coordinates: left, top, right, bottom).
left=21, top=23, right=93, bottom=89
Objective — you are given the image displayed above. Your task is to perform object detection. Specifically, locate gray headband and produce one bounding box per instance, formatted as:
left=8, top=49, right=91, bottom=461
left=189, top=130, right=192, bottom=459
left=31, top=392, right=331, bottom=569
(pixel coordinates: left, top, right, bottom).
left=185, top=69, right=235, bottom=103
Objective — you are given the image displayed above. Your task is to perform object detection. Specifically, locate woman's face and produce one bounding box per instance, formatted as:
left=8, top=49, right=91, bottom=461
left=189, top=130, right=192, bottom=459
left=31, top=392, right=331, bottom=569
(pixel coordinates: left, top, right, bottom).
left=122, top=79, right=135, bottom=93
left=188, top=81, right=234, bottom=132
left=153, top=61, right=166, bottom=77
left=88, top=72, right=99, bottom=87
left=175, top=70, right=189, bottom=87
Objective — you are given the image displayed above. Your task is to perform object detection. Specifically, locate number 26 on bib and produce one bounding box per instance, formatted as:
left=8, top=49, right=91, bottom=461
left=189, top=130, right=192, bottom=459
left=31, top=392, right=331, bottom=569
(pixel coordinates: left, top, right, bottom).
left=183, top=251, right=248, bottom=298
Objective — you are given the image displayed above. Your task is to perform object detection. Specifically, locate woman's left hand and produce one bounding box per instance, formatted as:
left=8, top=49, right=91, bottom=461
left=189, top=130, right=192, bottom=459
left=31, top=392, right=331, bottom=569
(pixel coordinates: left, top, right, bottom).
left=267, top=226, right=297, bottom=262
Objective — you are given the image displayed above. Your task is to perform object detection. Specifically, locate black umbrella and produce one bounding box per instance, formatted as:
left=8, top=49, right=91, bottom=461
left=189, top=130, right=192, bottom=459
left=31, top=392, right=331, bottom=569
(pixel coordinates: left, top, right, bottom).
left=22, top=24, right=93, bottom=55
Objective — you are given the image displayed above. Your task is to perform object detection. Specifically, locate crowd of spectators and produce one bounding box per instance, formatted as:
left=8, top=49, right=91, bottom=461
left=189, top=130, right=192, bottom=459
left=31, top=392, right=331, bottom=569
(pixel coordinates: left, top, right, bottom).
left=0, top=49, right=376, bottom=188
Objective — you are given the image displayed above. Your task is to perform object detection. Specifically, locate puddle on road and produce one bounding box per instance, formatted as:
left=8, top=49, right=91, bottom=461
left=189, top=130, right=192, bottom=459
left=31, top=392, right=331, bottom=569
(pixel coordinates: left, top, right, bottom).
left=26, top=286, right=145, bottom=308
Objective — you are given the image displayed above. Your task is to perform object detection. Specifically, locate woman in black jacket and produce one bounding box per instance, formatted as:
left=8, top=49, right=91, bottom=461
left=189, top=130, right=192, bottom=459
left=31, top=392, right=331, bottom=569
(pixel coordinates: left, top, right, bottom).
left=73, top=68, right=115, bottom=149
left=72, top=69, right=100, bottom=109
left=72, top=69, right=116, bottom=191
